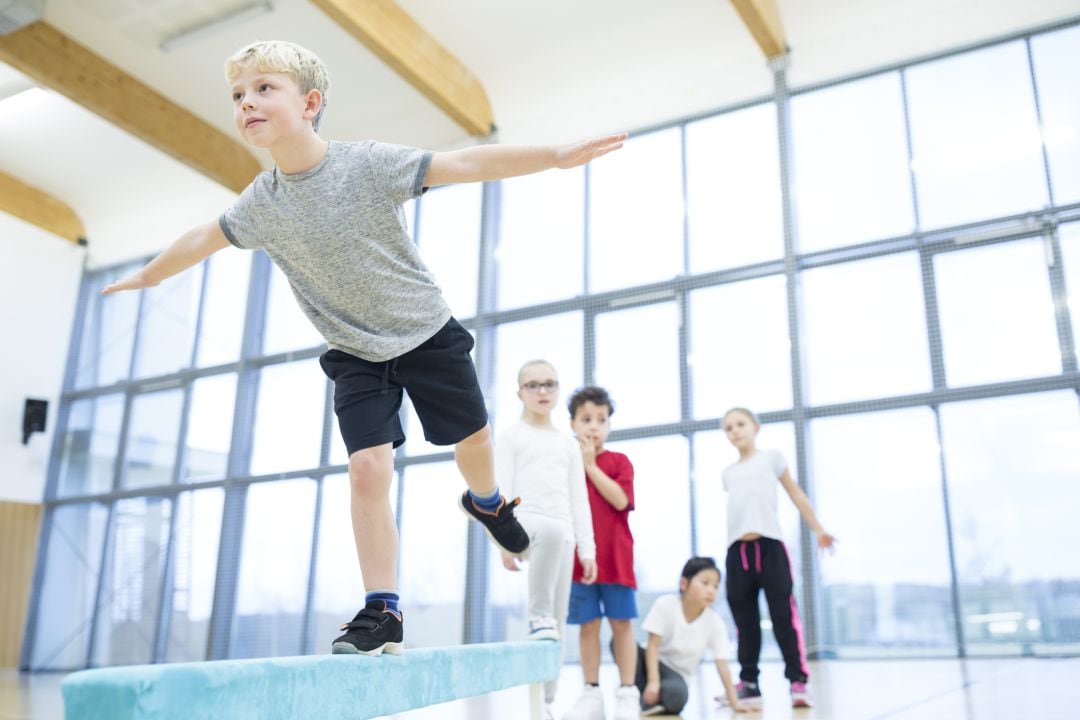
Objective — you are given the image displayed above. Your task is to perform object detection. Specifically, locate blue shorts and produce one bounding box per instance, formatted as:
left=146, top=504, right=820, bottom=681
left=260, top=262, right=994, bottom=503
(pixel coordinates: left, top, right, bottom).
left=567, top=582, right=638, bottom=624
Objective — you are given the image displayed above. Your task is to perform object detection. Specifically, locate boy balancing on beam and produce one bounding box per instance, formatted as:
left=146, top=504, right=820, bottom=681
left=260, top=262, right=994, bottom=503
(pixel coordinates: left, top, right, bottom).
left=103, top=39, right=625, bottom=656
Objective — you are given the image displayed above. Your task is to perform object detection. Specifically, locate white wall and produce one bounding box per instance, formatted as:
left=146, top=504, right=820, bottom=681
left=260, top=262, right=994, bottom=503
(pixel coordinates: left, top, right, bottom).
left=0, top=214, right=86, bottom=503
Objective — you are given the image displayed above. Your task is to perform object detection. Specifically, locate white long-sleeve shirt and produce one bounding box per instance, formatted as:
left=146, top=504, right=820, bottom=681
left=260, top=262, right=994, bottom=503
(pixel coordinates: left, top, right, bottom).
left=495, top=421, right=596, bottom=561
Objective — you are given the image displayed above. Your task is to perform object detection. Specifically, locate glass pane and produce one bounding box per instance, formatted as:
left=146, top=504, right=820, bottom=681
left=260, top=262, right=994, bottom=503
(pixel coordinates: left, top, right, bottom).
left=310, top=473, right=400, bottom=651
left=595, top=302, right=680, bottom=428
left=686, top=102, right=784, bottom=270
left=123, top=388, right=183, bottom=489
left=196, top=247, right=251, bottom=367
left=57, top=394, right=125, bottom=498
left=693, top=424, right=803, bottom=662
left=164, top=488, right=224, bottom=662
left=183, top=374, right=237, bottom=482
left=491, top=312, right=584, bottom=437
left=941, top=392, right=1080, bottom=655
left=791, top=73, right=915, bottom=252
left=74, top=264, right=141, bottom=389
left=612, top=435, right=689, bottom=594
left=250, top=359, right=325, bottom=476
left=132, top=267, right=202, bottom=378
left=589, top=129, right=684, bottom=293
left=231, top=479, right=317, bottom=658
left=263, top=264, right=325, bottom=356
left=30, top=503, right=109, bottom=670
left=497, top=168, right=585, bottom=309
left=690, top=275, right=791, bottom=418
left=1062, top=223, right=1080, bottom=353
left=329, top=410, right=350, bottom=466
left=812, top=408, right=955, bottom=655
left=399, top=462, right=467, bottom=648
left=906, top=42, right=1049, bottom=229
left=801, top=253, right=932, bottom=405
left=935, top=239, right=1061, bottom=386
left=1031, top=25, right=1080, bottom=206
left=415, top=183, right=482, bottom=319
left=91, top=497, right=172, bottom=666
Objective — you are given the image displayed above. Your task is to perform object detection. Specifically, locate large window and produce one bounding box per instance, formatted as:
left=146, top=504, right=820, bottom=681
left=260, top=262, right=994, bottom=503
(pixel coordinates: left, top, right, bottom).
left=33, top=19, right=1080, bottom=672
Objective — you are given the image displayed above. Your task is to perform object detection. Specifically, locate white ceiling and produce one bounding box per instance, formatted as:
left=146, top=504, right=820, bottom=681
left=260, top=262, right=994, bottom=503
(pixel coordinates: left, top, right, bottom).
left=2, top=0, right=1079, bottom=267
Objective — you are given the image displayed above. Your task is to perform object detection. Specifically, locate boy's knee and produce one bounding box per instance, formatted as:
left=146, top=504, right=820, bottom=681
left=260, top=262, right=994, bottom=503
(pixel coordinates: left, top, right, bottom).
left=348, top=446, right=392, bottom=494
left=609, top=619, right=632, bottom=635
left=456, top=424, right=491, bottom=448
left=579, top=619, right=602, bottom=638
left=663, top=681, right=689, bottom=714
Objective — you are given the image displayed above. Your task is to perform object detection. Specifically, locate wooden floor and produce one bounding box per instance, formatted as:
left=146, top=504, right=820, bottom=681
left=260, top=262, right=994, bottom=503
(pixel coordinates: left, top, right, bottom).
left=3, top=657, right=1078, bottom=719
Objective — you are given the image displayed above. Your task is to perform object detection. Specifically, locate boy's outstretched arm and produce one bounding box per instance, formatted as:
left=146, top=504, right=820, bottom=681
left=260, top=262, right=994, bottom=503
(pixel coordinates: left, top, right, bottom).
left=779, top=470, right=836, bottom=552
left=715, top=659, right=750, bottom=713
left=102, top=220, right=231, bottom=294
left=423, top=132, right=628, bottom=186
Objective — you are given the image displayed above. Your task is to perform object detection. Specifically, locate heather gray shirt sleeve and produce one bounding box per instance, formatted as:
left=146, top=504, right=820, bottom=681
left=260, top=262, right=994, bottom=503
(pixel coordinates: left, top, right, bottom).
left=215, top=140, right=450, bottom=362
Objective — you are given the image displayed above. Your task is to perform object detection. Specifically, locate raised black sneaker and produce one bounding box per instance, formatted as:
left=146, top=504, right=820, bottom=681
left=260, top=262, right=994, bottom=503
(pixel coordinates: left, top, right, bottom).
left=737, top=681, right=763, bottom=709
left=458, top=492, right=530, bottom=554
left=331, top=600, right=404, bottom=656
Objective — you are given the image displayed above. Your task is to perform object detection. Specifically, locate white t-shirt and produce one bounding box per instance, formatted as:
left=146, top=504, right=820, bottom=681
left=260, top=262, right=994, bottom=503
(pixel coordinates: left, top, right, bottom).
left=495, top=421, right=596, bottom=561
left=641, top=594, right=731, bottom=679
left=722, top=449, right=787, bottom=547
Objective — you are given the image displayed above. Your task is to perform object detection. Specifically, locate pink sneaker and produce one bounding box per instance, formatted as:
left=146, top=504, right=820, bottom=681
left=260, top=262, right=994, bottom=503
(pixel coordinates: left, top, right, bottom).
left=791, top=681, right=813, bottom=708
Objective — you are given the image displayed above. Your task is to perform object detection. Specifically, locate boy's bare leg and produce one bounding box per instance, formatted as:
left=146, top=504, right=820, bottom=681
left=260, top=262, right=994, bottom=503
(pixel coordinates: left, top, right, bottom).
left=454, top=424, right=497, bottom=496
left=610, top=619, right=638, bottom=685
left=349, top=443, right=398, bottom=591
left=579, top=618, right=602, bottom=684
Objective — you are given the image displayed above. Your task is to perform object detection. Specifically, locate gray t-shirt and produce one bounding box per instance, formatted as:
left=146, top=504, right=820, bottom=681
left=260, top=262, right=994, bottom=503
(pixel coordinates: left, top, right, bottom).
left=219, top=140, right=450, bottom=362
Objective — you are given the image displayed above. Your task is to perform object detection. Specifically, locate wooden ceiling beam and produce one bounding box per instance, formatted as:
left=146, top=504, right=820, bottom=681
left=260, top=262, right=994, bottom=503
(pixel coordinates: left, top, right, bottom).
left=731, top=0, right=788, bottom=59
left=0, top=22, right=261, bottom=194
left=309, top=0, right=495, bottom=136
left=0, top=170, right=85, bottom=244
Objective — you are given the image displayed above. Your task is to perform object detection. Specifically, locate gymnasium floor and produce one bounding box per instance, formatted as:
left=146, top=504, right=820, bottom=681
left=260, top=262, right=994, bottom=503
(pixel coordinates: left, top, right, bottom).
left=3, top=657, right=1078, bottom=720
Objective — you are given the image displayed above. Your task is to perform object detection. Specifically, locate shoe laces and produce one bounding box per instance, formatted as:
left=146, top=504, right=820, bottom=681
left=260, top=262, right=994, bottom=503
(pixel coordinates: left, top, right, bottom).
left=494, top=496, right=521, bottom=523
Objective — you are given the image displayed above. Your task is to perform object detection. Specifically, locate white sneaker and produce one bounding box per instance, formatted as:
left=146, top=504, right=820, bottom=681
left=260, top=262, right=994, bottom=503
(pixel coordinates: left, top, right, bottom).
left=528, top=616, right=559, bottom=642
left=562, top=684, right=605, bottom=720
left=613, top=685, right=641, bottom=720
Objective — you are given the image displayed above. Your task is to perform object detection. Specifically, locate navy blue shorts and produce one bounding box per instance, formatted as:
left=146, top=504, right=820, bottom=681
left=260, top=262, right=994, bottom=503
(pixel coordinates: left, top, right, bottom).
left=319, top=317, right=488, bottom=455
left=567, top=582, right=638, bottom=624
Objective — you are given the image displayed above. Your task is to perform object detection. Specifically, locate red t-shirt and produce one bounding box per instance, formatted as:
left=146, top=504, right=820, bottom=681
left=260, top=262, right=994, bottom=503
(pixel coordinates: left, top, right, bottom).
left=573, top=450, right=636, bottom=588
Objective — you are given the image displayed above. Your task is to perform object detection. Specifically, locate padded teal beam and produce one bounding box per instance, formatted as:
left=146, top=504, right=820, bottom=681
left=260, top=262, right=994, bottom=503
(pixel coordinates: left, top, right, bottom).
left=61, top=642, right=559, bottom=720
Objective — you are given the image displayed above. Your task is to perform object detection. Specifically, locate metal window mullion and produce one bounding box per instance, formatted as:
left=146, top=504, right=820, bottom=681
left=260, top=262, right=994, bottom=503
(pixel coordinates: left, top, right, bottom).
left=771, top=53, right=824, bottom=658
left=462, top=176, right=500, bottom=644
left=152, top=494, right=181, bottom=663
left=206, top=250, right=269, bottom=660
left=83, top=501, right=117, bottom=668
left=933, top=408, right=967, bottom=657
left=1045, top=225, right=1079, bottom=373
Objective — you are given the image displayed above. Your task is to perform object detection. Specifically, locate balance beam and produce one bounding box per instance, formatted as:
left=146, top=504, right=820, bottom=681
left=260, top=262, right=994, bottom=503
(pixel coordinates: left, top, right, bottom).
left=61, top=641, right=559, bottom=720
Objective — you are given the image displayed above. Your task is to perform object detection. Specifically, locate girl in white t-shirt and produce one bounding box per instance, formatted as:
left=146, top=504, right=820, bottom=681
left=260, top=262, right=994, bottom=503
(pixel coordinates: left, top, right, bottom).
left=722, top=407, right=834, bottom=710
left=496, top=359, right=598, bottom=718
left=637, top=557, right=749, bottom=715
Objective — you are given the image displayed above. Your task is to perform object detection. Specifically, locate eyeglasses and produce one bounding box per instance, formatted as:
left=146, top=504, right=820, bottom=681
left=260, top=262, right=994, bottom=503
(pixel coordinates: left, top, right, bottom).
left=521, top=380, right=559, bottom=393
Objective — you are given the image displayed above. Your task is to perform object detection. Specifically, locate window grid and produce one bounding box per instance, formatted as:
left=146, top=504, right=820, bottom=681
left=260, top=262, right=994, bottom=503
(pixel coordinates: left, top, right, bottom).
left=24, top=16, right=1080, bottom=669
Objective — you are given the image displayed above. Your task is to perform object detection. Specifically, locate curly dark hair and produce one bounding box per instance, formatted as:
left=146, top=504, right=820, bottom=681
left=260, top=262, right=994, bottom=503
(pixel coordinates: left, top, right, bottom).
left=567, top=385, right=615, bottom=418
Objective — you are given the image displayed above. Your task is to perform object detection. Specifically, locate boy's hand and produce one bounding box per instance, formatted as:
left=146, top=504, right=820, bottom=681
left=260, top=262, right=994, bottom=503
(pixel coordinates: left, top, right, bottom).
left=731, top=700, right=753, bottom=713
left=577, top=434, right=598, bottom=468
left=501, top=551, right=521, bottom=572
left=580, top=558, right=598, bottom=585
left=642, top=681, right=661, bottom=706
left=102, top=270, right=159, bottom=295
left=554, top=132, right=628, bottom=169
left=817, top=531, right=837, bottom=554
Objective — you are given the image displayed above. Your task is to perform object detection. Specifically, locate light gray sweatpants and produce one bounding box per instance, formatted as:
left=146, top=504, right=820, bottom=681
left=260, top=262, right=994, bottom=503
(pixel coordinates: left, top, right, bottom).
left=518, top=512, right=575, bottom=704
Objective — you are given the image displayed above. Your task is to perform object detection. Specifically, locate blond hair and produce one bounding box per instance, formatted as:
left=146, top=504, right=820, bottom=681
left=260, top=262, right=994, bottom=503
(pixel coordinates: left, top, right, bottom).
left=224, top=40, right=330, bottom=130
left=517, top=359, right=557, bottom=386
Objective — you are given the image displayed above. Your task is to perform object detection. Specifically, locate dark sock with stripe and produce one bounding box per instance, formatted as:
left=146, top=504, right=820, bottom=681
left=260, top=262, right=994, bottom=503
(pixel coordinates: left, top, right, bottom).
left=468, top=486, right=502, bottom=512
left=366, top=590, right=399, bottom=614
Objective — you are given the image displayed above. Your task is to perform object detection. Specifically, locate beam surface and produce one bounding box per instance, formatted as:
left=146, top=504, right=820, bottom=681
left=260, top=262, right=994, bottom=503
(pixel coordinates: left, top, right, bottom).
left=731, top=0, right=788, bottom=58
left=0, top=22, right=261, bottom=194
left=310, top=0, right=495, bottom=136
left=0, top=170, right=85, bottom=243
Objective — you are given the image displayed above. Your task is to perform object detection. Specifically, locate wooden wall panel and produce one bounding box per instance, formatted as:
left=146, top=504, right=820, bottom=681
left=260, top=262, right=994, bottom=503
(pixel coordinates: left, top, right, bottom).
left=0, top=502, right=43, bottom=668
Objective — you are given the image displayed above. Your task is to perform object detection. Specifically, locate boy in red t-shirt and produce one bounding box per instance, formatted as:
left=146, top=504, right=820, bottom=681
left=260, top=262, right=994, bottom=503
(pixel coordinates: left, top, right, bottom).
left=563, top=386, right=639, bottom=720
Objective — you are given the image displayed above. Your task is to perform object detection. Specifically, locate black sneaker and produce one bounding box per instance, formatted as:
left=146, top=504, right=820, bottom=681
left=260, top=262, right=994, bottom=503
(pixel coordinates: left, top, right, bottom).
left=737, top=681, right=763, bottom=708
left=458, top=492, right=530, bottom=554
left=331, top=600, right=404, bottom=656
